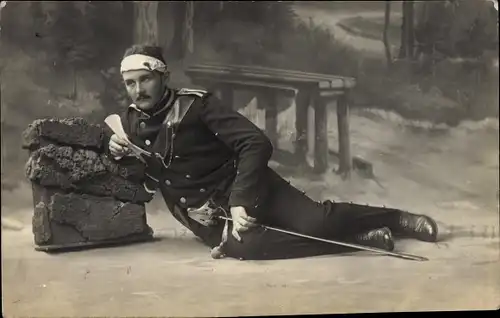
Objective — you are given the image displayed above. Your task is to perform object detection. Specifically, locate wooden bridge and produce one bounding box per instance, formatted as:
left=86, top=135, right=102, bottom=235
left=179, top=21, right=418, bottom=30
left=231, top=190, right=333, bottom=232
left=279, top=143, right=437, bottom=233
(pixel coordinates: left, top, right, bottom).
left=184, top=63, right=357, bottom=178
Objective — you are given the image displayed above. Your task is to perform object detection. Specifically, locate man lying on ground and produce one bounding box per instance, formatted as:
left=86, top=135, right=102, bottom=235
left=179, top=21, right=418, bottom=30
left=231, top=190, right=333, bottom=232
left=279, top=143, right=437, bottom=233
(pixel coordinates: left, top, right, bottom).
left=104, top=44, right=439, bottom=260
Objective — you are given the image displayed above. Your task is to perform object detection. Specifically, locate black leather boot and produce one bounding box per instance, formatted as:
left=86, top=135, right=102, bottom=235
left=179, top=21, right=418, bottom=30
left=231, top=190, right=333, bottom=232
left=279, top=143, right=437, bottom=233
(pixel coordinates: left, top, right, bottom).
left=393, top=212, right=438, bottom=242
left=352, top=227, right=395, bottom=251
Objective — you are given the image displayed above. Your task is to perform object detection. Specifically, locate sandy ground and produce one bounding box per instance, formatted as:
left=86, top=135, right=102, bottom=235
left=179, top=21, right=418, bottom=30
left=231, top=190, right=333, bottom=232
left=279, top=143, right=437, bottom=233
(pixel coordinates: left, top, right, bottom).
left=2, top=108, right=499, bottom=316
left=2, top=213, right=499, bottom=316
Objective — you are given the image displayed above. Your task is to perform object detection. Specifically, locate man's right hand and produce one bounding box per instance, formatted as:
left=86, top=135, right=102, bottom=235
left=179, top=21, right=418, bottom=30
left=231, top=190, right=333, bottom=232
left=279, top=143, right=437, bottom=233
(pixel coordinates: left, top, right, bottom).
left=109, top=133, right=130, bottom=158
left=230, top=206, right=257, bottom=242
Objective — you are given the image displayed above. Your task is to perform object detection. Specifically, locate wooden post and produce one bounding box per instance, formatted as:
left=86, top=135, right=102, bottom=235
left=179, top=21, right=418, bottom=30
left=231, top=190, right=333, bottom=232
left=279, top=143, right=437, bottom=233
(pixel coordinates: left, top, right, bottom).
left=258, top=89, right=278, bottom=147
left=133, top=1, right=159, bottom=45
left=294, top=88, right=310, bottom=165
left=313, top=93, right=328, bottom=174
left=337, top=92, right=352, bottom=179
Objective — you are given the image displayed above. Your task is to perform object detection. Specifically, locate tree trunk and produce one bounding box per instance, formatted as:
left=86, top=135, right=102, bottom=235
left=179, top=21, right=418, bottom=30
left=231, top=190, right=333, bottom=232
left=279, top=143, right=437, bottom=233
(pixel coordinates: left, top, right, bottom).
left=399, top=1, right=407, bottom=59
left=0, top=1, right=6, bottom=29
left=133, top=1, right=159, bottom=45
left=0, top=76, right=4, bottom=184
left=0, top=1, right=6, bottom=179
left=383, top=1, right=393, bottom=68
left=406, top=0, right=415, bottom=60
left=182, top=1, right=194, bottom=56
left=166, top=2, right=185, bottom=60
left=399, top=1, right=415, bottom=60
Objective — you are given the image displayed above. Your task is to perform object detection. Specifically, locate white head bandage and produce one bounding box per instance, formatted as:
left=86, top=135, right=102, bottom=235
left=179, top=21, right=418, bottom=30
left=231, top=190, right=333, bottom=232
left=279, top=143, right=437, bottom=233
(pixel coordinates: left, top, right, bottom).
left=120, top=54, right=168, bottom=73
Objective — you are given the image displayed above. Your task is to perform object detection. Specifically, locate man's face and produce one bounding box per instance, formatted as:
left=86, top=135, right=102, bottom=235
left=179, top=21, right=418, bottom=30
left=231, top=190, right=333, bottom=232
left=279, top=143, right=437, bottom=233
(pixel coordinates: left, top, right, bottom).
left=122, top=69, right=166, bottom=111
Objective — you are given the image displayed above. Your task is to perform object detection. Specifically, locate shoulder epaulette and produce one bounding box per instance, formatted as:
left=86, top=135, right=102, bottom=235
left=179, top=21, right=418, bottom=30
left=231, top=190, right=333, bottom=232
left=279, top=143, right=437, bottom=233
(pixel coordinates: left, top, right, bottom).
left=177, top=88, right=208, bottom=98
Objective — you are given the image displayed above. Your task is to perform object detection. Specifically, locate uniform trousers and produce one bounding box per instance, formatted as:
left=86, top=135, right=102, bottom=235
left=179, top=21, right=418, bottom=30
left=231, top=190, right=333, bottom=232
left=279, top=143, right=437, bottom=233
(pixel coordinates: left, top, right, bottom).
left=167, top=168, right=405, bottom=260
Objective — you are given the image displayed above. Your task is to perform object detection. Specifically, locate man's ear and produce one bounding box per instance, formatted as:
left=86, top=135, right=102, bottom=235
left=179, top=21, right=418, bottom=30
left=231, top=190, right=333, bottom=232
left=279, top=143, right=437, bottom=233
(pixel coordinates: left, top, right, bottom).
left=161, top=72, right=170, bottom=86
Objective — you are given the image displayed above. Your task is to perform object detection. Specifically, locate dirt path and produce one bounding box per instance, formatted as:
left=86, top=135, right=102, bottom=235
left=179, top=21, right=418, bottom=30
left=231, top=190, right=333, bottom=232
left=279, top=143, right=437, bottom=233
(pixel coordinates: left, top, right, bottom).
left=293, top=5, right=401, bottom=56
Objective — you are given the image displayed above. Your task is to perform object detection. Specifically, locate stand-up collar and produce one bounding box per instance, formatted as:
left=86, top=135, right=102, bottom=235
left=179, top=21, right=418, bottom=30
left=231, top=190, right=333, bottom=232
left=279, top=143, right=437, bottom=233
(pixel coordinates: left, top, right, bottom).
left=129, top=88, right=176, bottom=119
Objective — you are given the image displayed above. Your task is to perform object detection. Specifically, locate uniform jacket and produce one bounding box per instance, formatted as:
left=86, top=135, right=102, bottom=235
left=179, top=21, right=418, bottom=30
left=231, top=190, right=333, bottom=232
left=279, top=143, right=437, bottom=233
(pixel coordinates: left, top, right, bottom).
left=103, top=88, right=274, bottom=217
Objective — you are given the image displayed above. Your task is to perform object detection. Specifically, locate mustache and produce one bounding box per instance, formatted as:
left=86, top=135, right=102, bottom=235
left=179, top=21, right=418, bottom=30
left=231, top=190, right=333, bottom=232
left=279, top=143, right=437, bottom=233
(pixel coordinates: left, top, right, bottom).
left=136, top=94, right=151, bottom=101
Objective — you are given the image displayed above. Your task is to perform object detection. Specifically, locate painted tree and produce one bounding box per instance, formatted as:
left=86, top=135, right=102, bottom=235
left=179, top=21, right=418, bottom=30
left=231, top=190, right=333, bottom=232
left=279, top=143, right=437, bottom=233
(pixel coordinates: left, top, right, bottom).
left=383, top=1, right=393, bottom=68
left=132, top=1, right=194, bottom=58
left=412, top=0, right=498, bottom=117
left=399, top=0, right=415, bottom=60
left=200, top=1, right=296, bottom=64
left=0, top=1, right=6, bottom=179
left=183, top=1, right=194, bottom=55
left=133, top=1, right=159, bottom=45
left=414, top=0, right=498, bottom=60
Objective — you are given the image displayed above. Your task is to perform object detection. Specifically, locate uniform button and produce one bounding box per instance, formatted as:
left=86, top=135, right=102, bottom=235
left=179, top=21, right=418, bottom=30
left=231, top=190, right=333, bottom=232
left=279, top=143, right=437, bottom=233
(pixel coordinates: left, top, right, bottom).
left=145, top=139, right=151, bottom=146
left=140, top=121, right=146, bottom=129
left=200, top=188, right=206, bottom=193
left=180, top=197, right=186, bottom=204
left=185, top=174, right=191, bottom=179
left=165, top=180, right=171, bottom=185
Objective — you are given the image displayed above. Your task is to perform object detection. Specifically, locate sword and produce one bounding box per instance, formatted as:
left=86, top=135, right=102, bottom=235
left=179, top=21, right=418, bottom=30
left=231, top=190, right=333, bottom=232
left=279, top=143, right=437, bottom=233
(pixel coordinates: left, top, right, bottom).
left=214, top=216, right=429, bottom=262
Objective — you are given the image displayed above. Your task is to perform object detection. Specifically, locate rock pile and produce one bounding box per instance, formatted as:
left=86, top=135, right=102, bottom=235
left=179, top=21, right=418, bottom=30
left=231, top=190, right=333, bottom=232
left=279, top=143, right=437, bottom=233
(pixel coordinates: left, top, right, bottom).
left=22, top=118, right=155, bottom=251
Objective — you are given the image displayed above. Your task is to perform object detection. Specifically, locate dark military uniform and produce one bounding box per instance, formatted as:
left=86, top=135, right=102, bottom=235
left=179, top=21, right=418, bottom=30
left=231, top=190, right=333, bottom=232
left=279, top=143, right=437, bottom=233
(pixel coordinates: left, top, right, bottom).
left=104, top=88, right=430, bottom=260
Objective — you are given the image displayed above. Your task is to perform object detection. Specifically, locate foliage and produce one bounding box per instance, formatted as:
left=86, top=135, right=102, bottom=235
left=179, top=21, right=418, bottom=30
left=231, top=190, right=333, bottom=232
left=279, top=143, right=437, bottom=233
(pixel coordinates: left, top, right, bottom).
left=193, top=1, right=298, bottom=64
left=1, top=1, right=134, bottom=128
left=192, top=1, right=499, bottom=123
left=99, top=67, right=130, bottom=115
left=414, top=0, right=498, bottom=59
left=297, top=1, right=390, bottom=12
left=2, top=1, right=131, bottom=71
left=408, top=0, right=499, bottom=121
left=195, top=1, right=296, bottom=33
left=194, top=1, right=359, bottom=76
left=2, top=0, right=497, bottom=128
left=337, top=16, right=401, bottom=46
left=273, top=20, right=359, bottom=76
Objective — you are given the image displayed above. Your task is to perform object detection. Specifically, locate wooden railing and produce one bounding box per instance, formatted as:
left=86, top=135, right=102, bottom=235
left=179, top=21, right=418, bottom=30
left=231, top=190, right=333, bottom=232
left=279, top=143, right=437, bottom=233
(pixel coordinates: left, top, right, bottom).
left=184, top=63, right=357, bottom=177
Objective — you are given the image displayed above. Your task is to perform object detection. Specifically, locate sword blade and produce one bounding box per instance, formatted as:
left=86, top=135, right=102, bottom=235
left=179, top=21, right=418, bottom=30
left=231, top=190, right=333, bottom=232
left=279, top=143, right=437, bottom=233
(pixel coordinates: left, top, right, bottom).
left=216, top=216, right=429, bottom=262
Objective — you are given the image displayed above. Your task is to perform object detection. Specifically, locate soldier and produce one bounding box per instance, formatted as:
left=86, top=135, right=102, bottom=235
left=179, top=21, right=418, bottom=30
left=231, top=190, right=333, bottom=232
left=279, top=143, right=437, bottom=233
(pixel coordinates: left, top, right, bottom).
left=104, top=44, right=439, bottom=260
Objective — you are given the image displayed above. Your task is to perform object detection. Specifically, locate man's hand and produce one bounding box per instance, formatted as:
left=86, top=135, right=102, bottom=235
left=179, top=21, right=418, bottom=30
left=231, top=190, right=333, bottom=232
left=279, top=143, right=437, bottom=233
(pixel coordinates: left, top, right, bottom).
left=230, top=206, right=257, bottom=242
left=109, top=134, right=130, bottom=158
